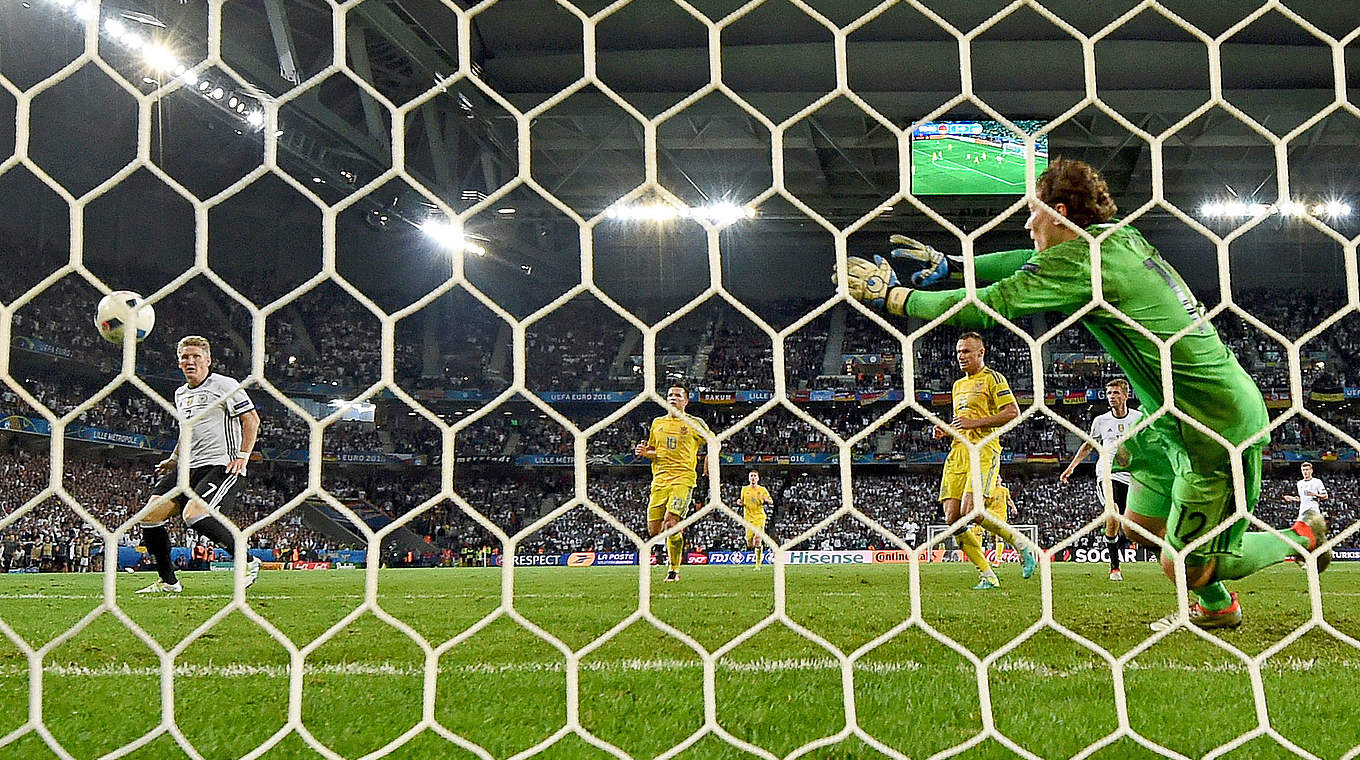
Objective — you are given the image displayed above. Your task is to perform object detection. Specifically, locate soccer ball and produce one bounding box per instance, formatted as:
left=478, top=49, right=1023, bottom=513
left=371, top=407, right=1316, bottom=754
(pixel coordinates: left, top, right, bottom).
left=95, top=291, right=156, bottom=344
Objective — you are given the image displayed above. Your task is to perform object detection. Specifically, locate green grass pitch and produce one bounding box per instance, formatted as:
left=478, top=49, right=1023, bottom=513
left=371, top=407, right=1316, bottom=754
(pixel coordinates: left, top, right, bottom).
left=1, top=563, right=1358, bottom=759
left=910, top=137, right=1040, bottom=196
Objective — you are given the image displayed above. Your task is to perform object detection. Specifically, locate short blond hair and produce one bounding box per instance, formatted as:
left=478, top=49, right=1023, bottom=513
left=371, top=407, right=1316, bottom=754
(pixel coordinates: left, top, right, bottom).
left=177, top=335, right=211, bottom=355
left=1105, top=378, right=1130, bottom=394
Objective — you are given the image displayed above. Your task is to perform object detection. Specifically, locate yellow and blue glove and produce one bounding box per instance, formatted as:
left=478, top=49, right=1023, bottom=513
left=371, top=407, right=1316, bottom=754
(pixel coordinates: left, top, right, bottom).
left=842, top=255, right=910, bottom=316
left=889, top=234, right=956, bottom=286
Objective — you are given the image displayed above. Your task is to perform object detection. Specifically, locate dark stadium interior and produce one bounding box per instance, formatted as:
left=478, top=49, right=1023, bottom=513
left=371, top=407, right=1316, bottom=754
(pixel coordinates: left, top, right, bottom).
left=1, top=0, right=1358, bottom=570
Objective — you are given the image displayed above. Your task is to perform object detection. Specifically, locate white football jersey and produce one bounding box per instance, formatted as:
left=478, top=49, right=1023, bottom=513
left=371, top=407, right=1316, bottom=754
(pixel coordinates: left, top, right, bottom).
left=1088, top=408, right=1143, bottom=485
left=1295, top=477, right=1327, bottom=521
left=174, top=373, right=255, bottom=470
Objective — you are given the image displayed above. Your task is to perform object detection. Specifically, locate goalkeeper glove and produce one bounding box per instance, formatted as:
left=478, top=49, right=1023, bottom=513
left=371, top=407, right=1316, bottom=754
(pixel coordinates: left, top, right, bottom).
left=841, top=255, right=910, bottom=316
left=889, top=234, right=957, bottom=287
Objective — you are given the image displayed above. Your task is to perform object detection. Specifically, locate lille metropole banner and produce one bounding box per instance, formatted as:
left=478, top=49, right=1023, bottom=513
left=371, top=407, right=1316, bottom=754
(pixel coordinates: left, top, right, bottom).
left=492, top=546, right=1182, bottom=567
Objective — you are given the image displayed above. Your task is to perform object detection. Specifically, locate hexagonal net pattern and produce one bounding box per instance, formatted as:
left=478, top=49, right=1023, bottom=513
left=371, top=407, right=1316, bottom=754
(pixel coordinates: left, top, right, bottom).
left=1, top=0, right=1359, bottom=758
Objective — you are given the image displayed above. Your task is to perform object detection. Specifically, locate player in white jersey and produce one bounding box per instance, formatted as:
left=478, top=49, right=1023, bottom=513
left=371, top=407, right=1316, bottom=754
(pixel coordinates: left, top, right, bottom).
left=1283, top=461, right=1328, bottom=523
left=135, top=336, right=262, bottom=594
left=1062, top=378, right=1141, bottom=581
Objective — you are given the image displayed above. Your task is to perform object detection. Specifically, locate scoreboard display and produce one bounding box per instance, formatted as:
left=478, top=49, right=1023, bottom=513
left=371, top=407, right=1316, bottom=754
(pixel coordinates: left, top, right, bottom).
left=909, top=120, right=1049, bottom=196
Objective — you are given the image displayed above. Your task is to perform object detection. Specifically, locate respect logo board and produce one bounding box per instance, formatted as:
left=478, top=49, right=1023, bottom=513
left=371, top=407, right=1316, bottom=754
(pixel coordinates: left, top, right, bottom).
left=502, top=554, right=564, bottom=567
left=499, top=552, right=643, bottom=567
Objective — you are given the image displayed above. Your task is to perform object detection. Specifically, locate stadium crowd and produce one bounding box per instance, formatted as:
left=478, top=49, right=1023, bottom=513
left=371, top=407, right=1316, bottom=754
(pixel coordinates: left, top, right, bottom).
left=409, top=468, right=1360, bottom=556
left=0, top=448, right=341, bottom=571
left=6, top=229, right=1360, bottom=402
left=3, top=434, right=1358, bottom=572
left=7, top=257, right=1360, bottom=573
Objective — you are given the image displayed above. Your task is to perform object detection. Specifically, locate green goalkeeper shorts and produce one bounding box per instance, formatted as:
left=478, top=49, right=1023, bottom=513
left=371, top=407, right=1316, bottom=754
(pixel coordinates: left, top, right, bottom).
left=1125, top=415, right=1263, bottom=565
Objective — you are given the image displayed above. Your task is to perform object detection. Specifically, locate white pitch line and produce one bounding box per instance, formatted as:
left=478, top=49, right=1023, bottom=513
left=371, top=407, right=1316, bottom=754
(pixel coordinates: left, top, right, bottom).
left=933, top=156, right=1024, bottom=187
left=0, top=593, right=301, bottom=601
left=8, top=656, right=1356, bottom=680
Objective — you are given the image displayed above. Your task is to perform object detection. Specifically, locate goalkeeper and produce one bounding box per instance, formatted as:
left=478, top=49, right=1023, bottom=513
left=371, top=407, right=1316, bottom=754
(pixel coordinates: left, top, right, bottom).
left=843, top=158, right=1330, bottom=631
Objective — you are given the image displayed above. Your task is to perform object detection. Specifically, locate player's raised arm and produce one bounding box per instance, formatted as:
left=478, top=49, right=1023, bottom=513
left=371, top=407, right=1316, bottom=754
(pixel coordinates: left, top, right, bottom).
left=889, top=234, right=1037, bottom=286
left=844, top=225, right=1094, bottom=330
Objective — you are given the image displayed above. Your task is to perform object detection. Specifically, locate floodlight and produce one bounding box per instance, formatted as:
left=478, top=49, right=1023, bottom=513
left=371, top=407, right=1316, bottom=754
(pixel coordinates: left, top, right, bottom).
left=142, top=44, right=178, bottom=71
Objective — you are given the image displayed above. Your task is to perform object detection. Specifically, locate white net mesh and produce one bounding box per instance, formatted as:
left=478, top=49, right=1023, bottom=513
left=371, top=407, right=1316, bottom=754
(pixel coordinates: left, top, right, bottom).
left=1, top=0, right=1358, bottom=758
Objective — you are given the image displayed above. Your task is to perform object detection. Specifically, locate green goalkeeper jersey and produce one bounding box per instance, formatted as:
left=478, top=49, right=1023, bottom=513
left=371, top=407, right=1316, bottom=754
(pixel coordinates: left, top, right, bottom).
left=903, top=223, right=1268, bottom=448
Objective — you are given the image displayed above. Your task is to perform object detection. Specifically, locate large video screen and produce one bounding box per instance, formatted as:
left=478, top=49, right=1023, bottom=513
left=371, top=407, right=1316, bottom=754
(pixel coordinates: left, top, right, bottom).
left=909, top=120, right=1049, bottom=195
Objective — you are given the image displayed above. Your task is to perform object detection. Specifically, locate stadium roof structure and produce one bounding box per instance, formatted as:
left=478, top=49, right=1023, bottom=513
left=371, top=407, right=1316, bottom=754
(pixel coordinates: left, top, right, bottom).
left=0, top=0, right=1356, bottom=304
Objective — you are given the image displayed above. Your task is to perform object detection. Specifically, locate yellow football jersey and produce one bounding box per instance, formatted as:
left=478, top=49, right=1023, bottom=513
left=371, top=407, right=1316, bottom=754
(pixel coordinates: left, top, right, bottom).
left=648, top=413, right=711, bottom=488
left=740, top=484, right=770, bottom=518
left=951, top=366, right=1014, bottom=455
left=987, top=484, right=1011, bottom=518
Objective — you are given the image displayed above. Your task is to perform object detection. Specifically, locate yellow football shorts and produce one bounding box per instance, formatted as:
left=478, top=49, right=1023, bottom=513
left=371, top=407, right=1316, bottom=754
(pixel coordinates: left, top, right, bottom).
left=969, top=490, right=1009, bottom=540
left=743, top=511, right=767, bottom=543
left=647, top=483, right=694, bottom=523
left=939, top=446, right=1001, bottom=503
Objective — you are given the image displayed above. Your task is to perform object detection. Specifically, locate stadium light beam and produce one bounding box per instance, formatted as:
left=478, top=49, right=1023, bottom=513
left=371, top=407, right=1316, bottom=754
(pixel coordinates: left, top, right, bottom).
left=605, top=201, right=755, bottom=226
left=142, top=43, right=178, bottom=72
left=420, top=219, right=486, bottom=256
left=1202, top=195, right=1351, bottom=221
left=1277, top=200, right=1305, bottom=217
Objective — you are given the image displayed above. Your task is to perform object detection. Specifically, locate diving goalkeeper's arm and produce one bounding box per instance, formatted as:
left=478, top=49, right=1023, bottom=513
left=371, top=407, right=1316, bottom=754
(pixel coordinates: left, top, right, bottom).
left=841, top=234, right=1092, bottom=326
left=889, top=234, right=1034, bottom=286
